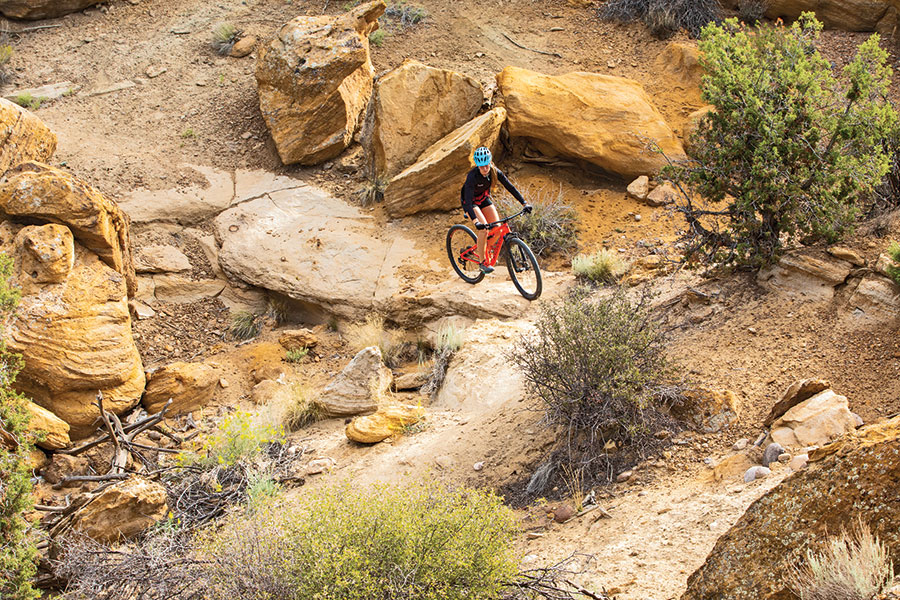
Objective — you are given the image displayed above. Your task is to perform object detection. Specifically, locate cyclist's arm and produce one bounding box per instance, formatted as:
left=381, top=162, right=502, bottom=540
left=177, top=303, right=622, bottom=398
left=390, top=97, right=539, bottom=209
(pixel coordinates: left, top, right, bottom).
left=462, top=170, right=479, bottom=217
left=496, top=169, right=527, bottom=205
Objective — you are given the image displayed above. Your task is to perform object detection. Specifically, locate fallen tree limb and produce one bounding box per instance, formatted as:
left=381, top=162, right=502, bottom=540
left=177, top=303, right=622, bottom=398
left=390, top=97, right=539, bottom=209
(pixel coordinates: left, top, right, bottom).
left=502, top=32, right=562, bottom=58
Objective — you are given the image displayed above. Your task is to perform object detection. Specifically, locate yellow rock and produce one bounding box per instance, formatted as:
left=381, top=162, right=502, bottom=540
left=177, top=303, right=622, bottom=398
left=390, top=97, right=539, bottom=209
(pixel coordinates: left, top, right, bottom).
left=674, top=387, right=740, bottom=434
left=346, top=404, right=425, bottom=444
left=0, top=98, right=56, bottom=174
left=497, top=66, right=685, bottom=179
left=621, top=255, right=666, bottom=286
left=0, top=162, right=136, bottom=296
left=142, top=361, right=220, bottom=415
left=71, top=476, right=168, bottom=543
left=24, top=401, right=70, bottom=450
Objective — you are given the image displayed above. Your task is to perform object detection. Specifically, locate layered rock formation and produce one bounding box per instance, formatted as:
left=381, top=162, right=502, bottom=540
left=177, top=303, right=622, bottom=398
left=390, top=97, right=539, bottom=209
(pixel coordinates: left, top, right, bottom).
left=0, top=0, right=100, bottom=19
left=682, top=416, right=900, bottom=600
left=0, top=99, right=56, bottom=173
left=496, top=67, right=685, bottom=178
left=142, top=361, right=220, bottom=415
left=256, top=0, right=384, bottom=165
left=720, top=0, right=899, bottom=33
left=346, top=403, right=426, bottom=443
left=320, top=346, right=392, bottom=417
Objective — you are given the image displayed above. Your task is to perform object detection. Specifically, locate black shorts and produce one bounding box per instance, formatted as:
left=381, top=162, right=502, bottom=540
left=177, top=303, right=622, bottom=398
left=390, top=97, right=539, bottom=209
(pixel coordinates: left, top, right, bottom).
left=462, top=196, right=493, bottom=221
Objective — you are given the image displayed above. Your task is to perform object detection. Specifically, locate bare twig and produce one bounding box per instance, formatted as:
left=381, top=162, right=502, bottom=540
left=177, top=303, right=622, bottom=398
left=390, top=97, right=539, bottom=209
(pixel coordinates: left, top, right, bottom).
left=501, top=32, right=562, bottom=58
left=52, top=473, right=129, bottom=490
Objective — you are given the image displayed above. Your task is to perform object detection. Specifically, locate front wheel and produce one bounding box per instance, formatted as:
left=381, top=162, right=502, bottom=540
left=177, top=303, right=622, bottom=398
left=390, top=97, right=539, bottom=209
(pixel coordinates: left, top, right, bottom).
left=447, top=225, right=484, bottom=284
left=505, top=236, right=542, bottom=300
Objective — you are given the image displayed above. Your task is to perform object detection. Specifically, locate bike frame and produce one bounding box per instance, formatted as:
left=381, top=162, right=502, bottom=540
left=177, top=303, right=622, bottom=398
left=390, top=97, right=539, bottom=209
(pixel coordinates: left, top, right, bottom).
left=459, top=208, right=526, bottom=267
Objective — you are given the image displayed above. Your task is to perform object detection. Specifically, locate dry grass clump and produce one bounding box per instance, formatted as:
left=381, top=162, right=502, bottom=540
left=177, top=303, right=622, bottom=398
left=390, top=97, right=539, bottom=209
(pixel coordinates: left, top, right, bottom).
left=229, top=310, right=262, bottom=340
left=344, top=313, right=404, bottom=367
left=422, top=322, right=466, bottom=398
left=599, top=0, right=721, bottom=38
left=210, top=22, right=240, bottom=55
left=789, top=521, right=895, bottom=600
left=572, top=249, right=627, bottom=284
left=498, top=186, right=578, bottom=257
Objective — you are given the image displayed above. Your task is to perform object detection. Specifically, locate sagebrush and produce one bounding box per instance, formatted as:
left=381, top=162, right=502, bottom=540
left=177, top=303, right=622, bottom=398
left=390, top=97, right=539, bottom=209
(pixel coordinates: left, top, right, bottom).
left=599, top=0, right=721, bottom=39
left=211, top=23, right=240, bottom=55
left=572, top=249, right=627, bottom=284
left=498, top=186, right=578, bottom=257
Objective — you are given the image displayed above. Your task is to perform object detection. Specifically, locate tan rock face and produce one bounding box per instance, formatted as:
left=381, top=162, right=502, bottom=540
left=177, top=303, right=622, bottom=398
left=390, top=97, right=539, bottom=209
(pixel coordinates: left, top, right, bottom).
left=757, top=252, right=853, bottom=300
left=0, top=98, right=56, bottom=173
left=769, top=389, right=862, bottom=448
left=621, top=255, right=666, bottom=287
left=497, top=66, right=685, bottom=179
left=255, top=0, right=385, bottom=165
left=764, top=378, right=831, bottom=427
left=14, top=223, right=74, bottom=294
left=142, top=361, right=220, bottom=415
left=384, top=107, right=506, bottom=218
left=367, top=59, right=483, bottom=179
left=721, top=0, right=896, bottom=32
left=24, top=401, right=70, bottom=450
left=682, top=416, right=900, bottom=600
left=71, top=477, right=169, bottom=543
left=0, top=162, right=136, bottom=296
left=673, top=388, right=740, bottom=434
left=320, top=346, right=392, bottom=417
left=4, top=224, right=145, bottom=437
left=346, top=403, right=426, bottom=443
left=278, top=328, right=318, bottom=351
left=0, top=0, right=100, bottom=19
left=654, top=42, right=703, bottom=105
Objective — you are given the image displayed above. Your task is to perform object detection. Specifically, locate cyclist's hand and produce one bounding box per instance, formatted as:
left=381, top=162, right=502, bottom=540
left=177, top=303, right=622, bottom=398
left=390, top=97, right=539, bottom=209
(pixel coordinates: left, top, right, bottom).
left=523, top=204, right=533, bottom=214
left=475, top=222, right=486, bottom=230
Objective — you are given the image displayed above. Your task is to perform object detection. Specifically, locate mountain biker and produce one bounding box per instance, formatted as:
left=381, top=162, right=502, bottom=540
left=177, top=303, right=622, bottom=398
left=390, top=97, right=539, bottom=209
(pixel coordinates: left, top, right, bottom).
left=460, top=146, right=531, bottom=274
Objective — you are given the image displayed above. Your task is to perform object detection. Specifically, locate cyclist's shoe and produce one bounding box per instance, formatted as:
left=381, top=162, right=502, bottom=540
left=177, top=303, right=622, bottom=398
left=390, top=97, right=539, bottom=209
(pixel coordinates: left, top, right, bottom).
left=479, top=262, right=495, bottom=274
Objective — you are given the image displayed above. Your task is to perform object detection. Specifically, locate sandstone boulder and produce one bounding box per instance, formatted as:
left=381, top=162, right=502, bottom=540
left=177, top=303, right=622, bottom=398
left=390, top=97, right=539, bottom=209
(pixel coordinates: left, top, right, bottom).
left=346, top=403, right=426, bottom=443
left=393, top=368, right=429, bottom=391
left=672, top=388, right=740, bottom=434
left=654, top=42, right=703, bottom=105
left=152, top=275, right=225, bottom=304
left=0, top=0, right=100, bottom=19
left=118, top=165, right=234, bottom=226
left=133, top=244, right=192, bottom=274
left=3, top=223, right=145, bottom=437
left=71, top=477, right=168, bottom=543
left=626, top=176, right=649, bottom=201
left=0, top=99, right=57, bottom=174
left=846, top=275, right=900, bottom=322
left=278, top=328, right=318, bottom=351
left=24, top=401, right=70, bottom=450
left=682, top=416, right=900, bottom=600
left=142, top=361, right=220, bottom=415
left=255, top=0, right=384, bottom=165
left=763, top=378, right=831, bottom=427
left=757, top=252, right=853, bottom=300
left=769, top=389, right=862, bottom=449
left=645, top=181, right=677, bottom=207
left=497, top=66, right=685, bottom=179
left=0, top=162, right=135, bottom=295
left=320, top=346, right=392, bottom=417
left=720, top=0, right=898, bottom=32
left=367, top=59, right=483, bottom=179
left=384, top=107, right=506, bottom=218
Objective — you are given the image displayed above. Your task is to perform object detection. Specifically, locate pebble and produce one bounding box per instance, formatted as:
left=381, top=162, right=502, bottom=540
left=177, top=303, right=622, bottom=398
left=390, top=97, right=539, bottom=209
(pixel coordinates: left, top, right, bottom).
left=762, top=442, right=785, bottom=467
left=473, top=461, right=484, bottom=471
left=744, top=466, right=772, bottom=483
left=732, top=438, right=749, bottom=451
left=607, top=60, right=616, bottom=68
left=789, top=454, right=809, bottom=472
left=634, top=214, right=642, bottom=222
left=616, top=470, right=633, bottom=483
left=219, top=378, right=229, bottom=388
left=777, top=452, right=792, bottom=463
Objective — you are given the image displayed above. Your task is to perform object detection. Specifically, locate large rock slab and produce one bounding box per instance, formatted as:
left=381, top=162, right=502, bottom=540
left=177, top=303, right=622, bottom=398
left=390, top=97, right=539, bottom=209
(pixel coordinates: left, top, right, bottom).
left=0, top=98, right=56, bottom=174
left=769, top=389, right=862, bottom=449
left=117, top=165, right=234, bottom=225
left=320, top=346, right=392, bottom=417
left=757, top=252, right=852, bottom=300
left=346, top=403, right=426, bottom=443
left=366, top=59, right=483, bottom=179
left=764, top=378, right=831, bottom=427
left=255, top=0, right=384, bottom=165
left=383, top=107, right=506, bottom=218
left=720, top=0, right=898, bottom=32
left=846, top=275, right=900, bottom=323
left=681, top=416, right=900, bottom=600
left=0, top=162, right=136, bottom=296
left=141, top=361, right=220, bottom=415
left=496, top=66, right=685, bottom=179
left=2, top=223, right=145, bottom=437
left=0, top=0, right=100, bottom=19
left=71, top=476, right=168, bottom=543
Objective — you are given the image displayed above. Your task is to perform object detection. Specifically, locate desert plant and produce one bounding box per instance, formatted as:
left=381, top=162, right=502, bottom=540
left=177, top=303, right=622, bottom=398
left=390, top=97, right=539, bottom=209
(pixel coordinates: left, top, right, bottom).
left=266, top=295, right=292, bottom=324
left=198, top=480, right=519, bottom=600
left=357, top=175, right=386, bottom=205
left=384, top=1, right=427, bottom=28
left=345, top=313, right=403, bottom=367
left=789, top=520, right=896, bottom=600
left=0, top=253, right=38, bottom=600
left=211, top=22, right=240, bottom=55
left=281, top=382, right=324, bottom=430
left=512, top=286, right=679, bottom=489
left=180, top=410, right=284, bottom=468
left=667, top=15, right=897, bottom=268
left=599, top=0, right=721, bottom=39
left=285, top=348, right=308, bottom=363
left=245, top=471, right=281, bottom=512
left=572, top=249, right=627, bottom=284
left=228, top=310, right=262, bottom=340
left=498, top=186, right=578, bottom=257
left=369, top=28, right=387, bottom=46
left=421, top=322, right=466, bottom=398
left=180, top=128, right=196, bottom=139
left=0, top=45, right=13, bottom=84
left=886, top=241, right=900, bottom=285
left=13, top=93, right=44, bottom=111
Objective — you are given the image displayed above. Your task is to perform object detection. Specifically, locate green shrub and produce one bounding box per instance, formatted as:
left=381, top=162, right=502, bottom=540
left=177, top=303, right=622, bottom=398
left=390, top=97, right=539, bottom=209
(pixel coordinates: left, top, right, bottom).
left=789, top=520, right=895, bottom=600
left=13, top=93, right=45, bottom=111
left=0, top=45, right=13, bottom=84
left=600, top=0, right=721, bottom=39
left=229, top=310, right=262, bottom=340
left=285, top=348, right=308, bottom=363
left=245, top=472, right=281, bottom=512
left=886, top=242, right=900, bottom=285
left=385, top=1, right=427, bottom=28
left=211, top=22, right=240, bottom=55
left=369, top=28, right=386, bottom=47
left=512, top=286, right=677, bottom=489
left=498, top=186, right=578, bottom=257
left=198, top=480, right=519, bottom=600
left=181, top=410, right=284, bottom=468
left=0, top=253, right=38, bottom=600
left=572, top=249, right=627, bottom=284
left=668, top=15, right=897, bottom=268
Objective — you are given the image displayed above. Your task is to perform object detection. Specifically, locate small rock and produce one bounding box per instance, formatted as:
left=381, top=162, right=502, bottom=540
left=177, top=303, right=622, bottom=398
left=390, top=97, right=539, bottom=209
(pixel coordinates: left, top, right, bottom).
left=743, top=466, right=772, bottom=483
left=607, top=60, right=616, bottom=68
left=634, top=214, right=641, bottom=222
left=645, top=182, right=677, bottom=207
left=230, top=35, right=257, bottom=58
left=762, top=443, right=785, bottom=467
left=553, top=503, right=576, bottom=523
left=306, top=457, right=335, bottom=475
left=777, top=452, right=792, bottom=463
left=616, top=470, right=633, bottom=483
left=788, top=454, right=809, bottom=472
left=473, top=461, right=484, bottom=471
left=732, top=438, right=749, bottom=451
left=145, top=65, right=167, bottom=78
left=626, top=175, right=649, bottom=200
left=219, top=378, right=229, bottom=388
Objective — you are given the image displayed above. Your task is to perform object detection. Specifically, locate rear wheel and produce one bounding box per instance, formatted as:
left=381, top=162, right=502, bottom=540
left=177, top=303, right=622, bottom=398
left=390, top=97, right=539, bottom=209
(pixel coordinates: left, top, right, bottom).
left=447, top=225, right=484, bottom=284
left=505, top=236, right=542, bottom=300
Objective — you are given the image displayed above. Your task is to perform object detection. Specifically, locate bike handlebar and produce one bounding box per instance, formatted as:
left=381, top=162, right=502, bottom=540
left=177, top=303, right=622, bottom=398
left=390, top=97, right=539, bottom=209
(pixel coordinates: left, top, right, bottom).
left=482, top=207, right=527, bottom=229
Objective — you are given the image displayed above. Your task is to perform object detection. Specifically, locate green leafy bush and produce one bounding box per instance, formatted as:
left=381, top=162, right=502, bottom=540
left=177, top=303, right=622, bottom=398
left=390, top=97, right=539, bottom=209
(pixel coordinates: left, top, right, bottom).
left=285, top=348, right=308, bottom=363
left=886, top=242, right=900, bottom=285
left=512, top=286, right=677, bottom=489
left=181, top=410, right=284, bottom=468
left=572, top=249, right=627, bottom=284
left=600, top=0, right=721, bottom=39
left=498, top=186, right=578, bottom=257
left=198, top=480, right=519, bottom=600
left=369, top=28, right=386, bottom=47
left=14, top=93, right=45, bottom=111
left=669, top=15, right=898, bottom=268
left=0, top=253, right=39, bottom=600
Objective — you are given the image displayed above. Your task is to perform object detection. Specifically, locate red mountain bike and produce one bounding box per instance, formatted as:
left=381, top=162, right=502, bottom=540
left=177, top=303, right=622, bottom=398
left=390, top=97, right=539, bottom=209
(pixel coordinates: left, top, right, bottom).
left=446, top=208, right=542, bottom=300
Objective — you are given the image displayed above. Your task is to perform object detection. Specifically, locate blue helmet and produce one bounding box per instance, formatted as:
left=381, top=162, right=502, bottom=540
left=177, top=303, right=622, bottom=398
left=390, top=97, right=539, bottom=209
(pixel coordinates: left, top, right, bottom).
left=473, top=146, right=492, bottom=167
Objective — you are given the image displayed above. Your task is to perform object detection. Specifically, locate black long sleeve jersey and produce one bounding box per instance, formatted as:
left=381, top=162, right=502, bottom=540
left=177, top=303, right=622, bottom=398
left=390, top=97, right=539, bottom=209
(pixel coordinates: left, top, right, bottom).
left=460, top=167, right=526, bottom=219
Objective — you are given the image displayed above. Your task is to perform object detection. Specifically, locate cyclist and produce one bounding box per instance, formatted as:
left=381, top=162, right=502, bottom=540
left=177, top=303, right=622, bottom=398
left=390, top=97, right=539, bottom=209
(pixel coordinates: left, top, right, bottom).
left=460, top=146, right=530, bottom=274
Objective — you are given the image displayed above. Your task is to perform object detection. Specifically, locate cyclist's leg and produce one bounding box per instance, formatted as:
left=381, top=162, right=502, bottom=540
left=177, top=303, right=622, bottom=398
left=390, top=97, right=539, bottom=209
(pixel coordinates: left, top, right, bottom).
left=480, top=203, right=500, bottom=261
left=472, top=206, right=488, bottom=261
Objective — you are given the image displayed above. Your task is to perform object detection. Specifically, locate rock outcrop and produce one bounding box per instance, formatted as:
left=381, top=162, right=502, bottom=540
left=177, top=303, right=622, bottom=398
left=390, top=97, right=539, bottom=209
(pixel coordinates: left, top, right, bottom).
left=682, top=416, right=900, bottom=600
left=383, top=107, right=506, bottom=218
left=278, top=328, right=318, bottom=351
left=764, top=378, right=831, bottom=427
left=366, top=60, right=483, bottom=179
left=141, top=361, right=220, bottom=415
left=346, top=403, right=426, bottom=443
left=320, top=346, right=392, bottom=417
left=24, top=401, right=70, bottom=450
left=496, top=66, right=685, bottom=179
left=0, top=162, right=136, bottom=295
left=71, top=477, right=168, bottom=543
left=672, top=388, right=740, bottom=434
left=2, top=221, right=144, bottom=437
left=768, top=389, right=862, bottom=449
left=720, top=0, right=899, bottom=33
left=0, top=0, right=100, bottom=19
left=0, top=99, right=57, bottom=174
left=255, top=0, right=384, bottom=165
left=757, top=252, right=853, bottom=300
